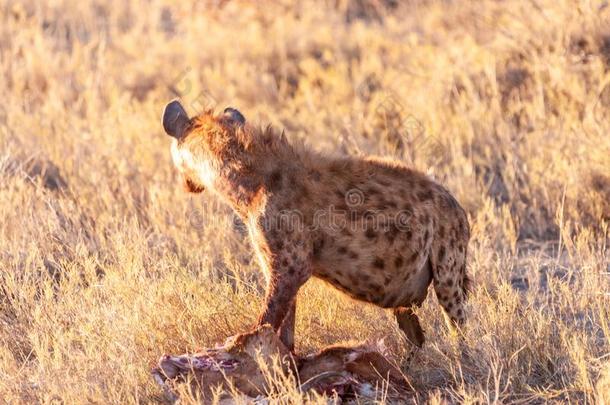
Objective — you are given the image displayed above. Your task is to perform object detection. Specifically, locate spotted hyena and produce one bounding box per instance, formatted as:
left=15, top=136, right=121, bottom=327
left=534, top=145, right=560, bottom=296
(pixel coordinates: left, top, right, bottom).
left=162, top=100, right=471, bottom=351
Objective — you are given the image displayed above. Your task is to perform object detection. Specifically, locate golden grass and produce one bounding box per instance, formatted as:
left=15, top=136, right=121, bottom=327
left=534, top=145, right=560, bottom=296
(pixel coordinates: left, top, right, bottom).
left=0, top=0, right=609, bottom=403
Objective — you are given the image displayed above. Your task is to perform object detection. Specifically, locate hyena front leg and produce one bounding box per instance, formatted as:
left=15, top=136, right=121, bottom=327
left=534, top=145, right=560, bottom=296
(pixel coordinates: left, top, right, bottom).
left=278, top=301, right=296, bottom=351
left=257, top=267, right=308, bottom=329
left=394, top=305, right=425, bottom=366
left=256, top=234, right=311, bottom=338
left=394, top=306, right=425, bottom=347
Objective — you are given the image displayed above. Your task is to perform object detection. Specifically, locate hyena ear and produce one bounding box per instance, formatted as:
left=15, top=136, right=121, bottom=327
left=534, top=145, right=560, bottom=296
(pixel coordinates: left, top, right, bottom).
left=162, top=100, right=190, bottom=138
left=223, top=107, right=245, bottom=126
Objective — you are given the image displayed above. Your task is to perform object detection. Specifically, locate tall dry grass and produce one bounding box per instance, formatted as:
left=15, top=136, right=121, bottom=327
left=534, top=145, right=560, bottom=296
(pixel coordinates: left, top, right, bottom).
left=0, top=0, right=609, bottom=403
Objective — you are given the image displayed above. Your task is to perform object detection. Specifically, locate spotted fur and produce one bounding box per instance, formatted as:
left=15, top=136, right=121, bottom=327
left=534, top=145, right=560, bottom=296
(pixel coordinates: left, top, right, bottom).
left=163, top=102, right=471, bottom=351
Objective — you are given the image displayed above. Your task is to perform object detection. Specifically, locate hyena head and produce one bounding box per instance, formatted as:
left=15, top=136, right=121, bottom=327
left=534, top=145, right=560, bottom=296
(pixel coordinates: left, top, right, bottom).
left=162, top=99, right=246, bottom=194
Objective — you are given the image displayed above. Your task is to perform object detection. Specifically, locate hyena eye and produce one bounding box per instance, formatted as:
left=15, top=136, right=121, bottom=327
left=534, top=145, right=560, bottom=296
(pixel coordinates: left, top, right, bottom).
left=183, top=177, right=204, bottom=193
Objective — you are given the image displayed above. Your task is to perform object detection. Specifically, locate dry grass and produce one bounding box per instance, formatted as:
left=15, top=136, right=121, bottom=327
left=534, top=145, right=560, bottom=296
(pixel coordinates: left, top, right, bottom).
left=0, top=0, right=609, bottom=403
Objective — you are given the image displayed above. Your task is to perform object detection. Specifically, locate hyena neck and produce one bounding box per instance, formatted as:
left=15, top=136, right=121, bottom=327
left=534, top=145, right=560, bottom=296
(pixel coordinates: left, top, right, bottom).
left=213, top=163, right=265, bottom=215
left=214, top=130, right=306, bottom=216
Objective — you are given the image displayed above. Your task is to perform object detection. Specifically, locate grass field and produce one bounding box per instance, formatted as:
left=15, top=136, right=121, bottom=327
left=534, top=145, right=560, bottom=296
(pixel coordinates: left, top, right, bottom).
left=0, top=0, right=609, bottom=403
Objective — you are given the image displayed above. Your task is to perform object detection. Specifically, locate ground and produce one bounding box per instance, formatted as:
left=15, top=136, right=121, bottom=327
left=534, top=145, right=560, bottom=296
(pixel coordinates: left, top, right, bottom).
left=0, top=0, right=609, bottom=403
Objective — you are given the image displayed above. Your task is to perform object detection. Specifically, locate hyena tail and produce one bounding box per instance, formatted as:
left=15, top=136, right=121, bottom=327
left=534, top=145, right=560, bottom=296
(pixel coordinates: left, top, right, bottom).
left=462, top=269, right=473, bottom=297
